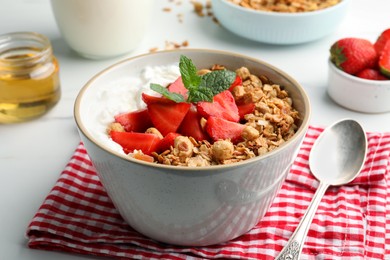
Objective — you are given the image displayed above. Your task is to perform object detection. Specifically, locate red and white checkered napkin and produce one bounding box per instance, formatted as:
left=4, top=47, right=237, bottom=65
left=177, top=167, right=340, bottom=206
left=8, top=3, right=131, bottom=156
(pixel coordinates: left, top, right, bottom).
left=26, top=126, right=390, bottom=260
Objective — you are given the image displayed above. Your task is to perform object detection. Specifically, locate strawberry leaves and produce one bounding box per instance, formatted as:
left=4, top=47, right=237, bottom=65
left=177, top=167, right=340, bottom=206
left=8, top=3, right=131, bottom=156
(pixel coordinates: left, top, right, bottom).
left=151, top=55, right=236, bottom=103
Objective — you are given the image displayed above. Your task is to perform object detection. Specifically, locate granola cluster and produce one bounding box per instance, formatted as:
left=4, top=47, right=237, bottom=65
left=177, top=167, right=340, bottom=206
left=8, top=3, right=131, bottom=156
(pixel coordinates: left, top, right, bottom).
left=229, top=0, right=340, bottom=13
left=152, top=66, right=298, bottom=166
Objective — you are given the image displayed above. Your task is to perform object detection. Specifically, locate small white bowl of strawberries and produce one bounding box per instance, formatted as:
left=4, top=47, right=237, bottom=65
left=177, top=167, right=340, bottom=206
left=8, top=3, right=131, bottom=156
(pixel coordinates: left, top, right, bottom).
left=328, top=28, right=390, bottom=113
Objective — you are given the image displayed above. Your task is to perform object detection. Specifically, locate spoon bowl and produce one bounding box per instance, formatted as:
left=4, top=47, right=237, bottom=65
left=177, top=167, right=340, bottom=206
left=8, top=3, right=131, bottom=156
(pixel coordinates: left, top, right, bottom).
left=276, top=119, right=367, bottom=260
left=310, top=119, right=368, bottom=185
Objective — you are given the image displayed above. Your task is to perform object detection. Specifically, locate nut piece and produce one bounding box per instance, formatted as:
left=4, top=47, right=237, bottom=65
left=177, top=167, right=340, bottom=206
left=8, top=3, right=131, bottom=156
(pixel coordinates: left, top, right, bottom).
left=192, top=1, right=204, bottom=17
left=236, top=67, right=251, bottom=80
left=197, top=69, right=211, bottom=75
left=231, top=85, right=246, bottom=100
left=241, top=126, right=260, bottom=141
left=107, top=122, right=124, bottom=134
left=200, top=117, right=207, bottom=130
left=174, top=136, right=194, bottom=161
left=145, top=127, right=163, bottom=139
left=212, top=140, right=234, bottom=161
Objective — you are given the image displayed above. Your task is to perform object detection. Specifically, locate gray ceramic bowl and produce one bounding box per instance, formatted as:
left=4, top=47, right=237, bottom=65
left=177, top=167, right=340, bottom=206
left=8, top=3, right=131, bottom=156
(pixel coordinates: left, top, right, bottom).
left=74, top=49, right=311, bottom=246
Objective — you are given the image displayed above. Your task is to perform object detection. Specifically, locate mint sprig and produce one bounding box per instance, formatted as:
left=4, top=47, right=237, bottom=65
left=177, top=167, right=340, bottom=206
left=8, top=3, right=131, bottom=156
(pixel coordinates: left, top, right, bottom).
left=150, top=55, right=236, bottom=103
left=150, top=83, right=185, bottom=103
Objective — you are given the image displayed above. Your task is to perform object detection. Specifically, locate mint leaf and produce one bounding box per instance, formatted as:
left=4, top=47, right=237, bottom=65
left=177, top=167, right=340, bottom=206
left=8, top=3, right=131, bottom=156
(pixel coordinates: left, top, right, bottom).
left=150, top=83, right=185, bottom=103
left=200, top=70, right=236, bottom=96
left=179, top=55, right=201, bottom=90
left=187, top=86, right=214, bottom=103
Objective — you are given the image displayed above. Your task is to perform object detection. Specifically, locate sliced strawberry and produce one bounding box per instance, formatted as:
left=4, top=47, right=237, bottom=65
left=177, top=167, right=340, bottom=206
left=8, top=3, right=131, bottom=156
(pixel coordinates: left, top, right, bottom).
left=228, top=75, right=242, bottom=92
left=205, top=116, right=245, bottom=144
left=356, top=68, right=388, bottom=81
left=110, top=131, right=161, bottom=155
left=196, top=90, right=239, bottom=122
left=142, top=93, right=174, bottom=105
left=157, top=132, right=181, bottom=153
left=375, top=28, right=390, bottom=56
left=146, top=97, right=191, bottom=136
left=178, top=106, right=209, bottom=141
left=114, top=108, right=153, bottom=132
left=237, top=103, right=255, bottom=120
left=168, top=76, right=188, bottom=99
left=379, top=41, right=390, bottom=78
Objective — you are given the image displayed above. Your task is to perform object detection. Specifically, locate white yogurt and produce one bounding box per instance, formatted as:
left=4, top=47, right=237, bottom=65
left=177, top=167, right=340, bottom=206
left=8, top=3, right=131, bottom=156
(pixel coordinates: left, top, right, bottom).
left=88, top=64, right=180, bottom=154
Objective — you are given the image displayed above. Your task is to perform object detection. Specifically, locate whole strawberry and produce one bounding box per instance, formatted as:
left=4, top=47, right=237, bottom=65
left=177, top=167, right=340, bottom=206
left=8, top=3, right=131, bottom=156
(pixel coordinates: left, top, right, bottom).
left=356, top=68, right=388, bottom=80
left=330, top=37, right=377, bottom=75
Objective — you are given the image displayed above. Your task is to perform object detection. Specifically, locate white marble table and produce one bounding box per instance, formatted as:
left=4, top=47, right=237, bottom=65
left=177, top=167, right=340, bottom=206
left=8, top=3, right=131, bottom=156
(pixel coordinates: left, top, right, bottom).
left=1, top=0, right=390, bottom=259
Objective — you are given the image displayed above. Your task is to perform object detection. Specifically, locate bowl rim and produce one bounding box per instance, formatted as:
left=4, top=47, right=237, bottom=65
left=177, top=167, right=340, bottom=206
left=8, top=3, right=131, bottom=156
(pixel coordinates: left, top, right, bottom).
left=74, top=49, right=311, bottom=171
left=328, top=59, right=390, bottom=86
left=213, top=0, right=350, bottom=17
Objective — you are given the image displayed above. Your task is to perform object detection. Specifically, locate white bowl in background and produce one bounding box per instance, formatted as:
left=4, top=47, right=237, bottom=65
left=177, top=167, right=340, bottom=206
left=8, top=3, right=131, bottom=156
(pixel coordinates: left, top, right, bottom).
left=211, top=0, right=350, bottom=45
left=74, top=49, right=311, bottom=246
left=328, top=59, right=390, bottom=113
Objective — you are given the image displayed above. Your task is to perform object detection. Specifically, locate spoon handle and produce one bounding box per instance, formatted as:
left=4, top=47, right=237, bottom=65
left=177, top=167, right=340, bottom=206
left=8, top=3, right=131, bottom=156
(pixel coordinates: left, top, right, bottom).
left=275, top=182, right=329, bottom=260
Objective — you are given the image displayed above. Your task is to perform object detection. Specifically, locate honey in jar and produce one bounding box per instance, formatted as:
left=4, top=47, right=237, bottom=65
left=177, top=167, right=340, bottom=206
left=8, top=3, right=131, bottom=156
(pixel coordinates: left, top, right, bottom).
left=0, top=32, right=61, bottom=123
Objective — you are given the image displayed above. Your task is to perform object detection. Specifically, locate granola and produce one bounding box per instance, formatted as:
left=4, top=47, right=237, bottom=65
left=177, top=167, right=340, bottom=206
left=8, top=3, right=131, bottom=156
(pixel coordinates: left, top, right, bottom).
left=229, top=0, right=341, bottom=13
left=108, top=65, right=300, bottom=166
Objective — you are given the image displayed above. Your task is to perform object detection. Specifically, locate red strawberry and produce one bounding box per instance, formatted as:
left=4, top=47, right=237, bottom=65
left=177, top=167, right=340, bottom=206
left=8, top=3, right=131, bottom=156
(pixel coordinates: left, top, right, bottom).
left=168, top=76, right=188, bottom=99
left=228, top=75, right=243, bottom=92
left=110, top=131, right=161, bottom=155
left=356, top=68, right=388, bottom=81
left=114, top=108, right=153, bottom=132
left=379, top=40, right=390, bottom=78
left=237, top=102, right=255, bottom=121
left=330, top=37, right=378, bottom=75
left=197, top=90, right=239, bottom=122
left=375, top=28, right=390, bottom=56
left=178, top=106, right=209, bottom=141
left=144, top=94, right=191, bottom=136
left=142, top=93, right=173, bottom=105
left=157, top=132, right=181, bottom=153
left=205, top=116, right=245, bottom=144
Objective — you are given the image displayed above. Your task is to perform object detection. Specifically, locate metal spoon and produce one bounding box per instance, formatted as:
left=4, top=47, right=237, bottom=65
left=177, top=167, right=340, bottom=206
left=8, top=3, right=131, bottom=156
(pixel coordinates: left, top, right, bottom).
left=276, top=119, right=367, bottom=260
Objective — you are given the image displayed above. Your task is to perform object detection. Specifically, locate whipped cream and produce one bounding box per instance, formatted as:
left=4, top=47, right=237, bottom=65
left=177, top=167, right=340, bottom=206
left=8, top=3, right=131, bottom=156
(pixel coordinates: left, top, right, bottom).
left=88, top=63, right=180, bottom=154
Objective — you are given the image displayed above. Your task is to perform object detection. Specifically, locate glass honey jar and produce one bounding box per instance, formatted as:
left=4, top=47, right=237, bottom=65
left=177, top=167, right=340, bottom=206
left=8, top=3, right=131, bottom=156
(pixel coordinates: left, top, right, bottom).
left=0, top=32, right=61, bottom=123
